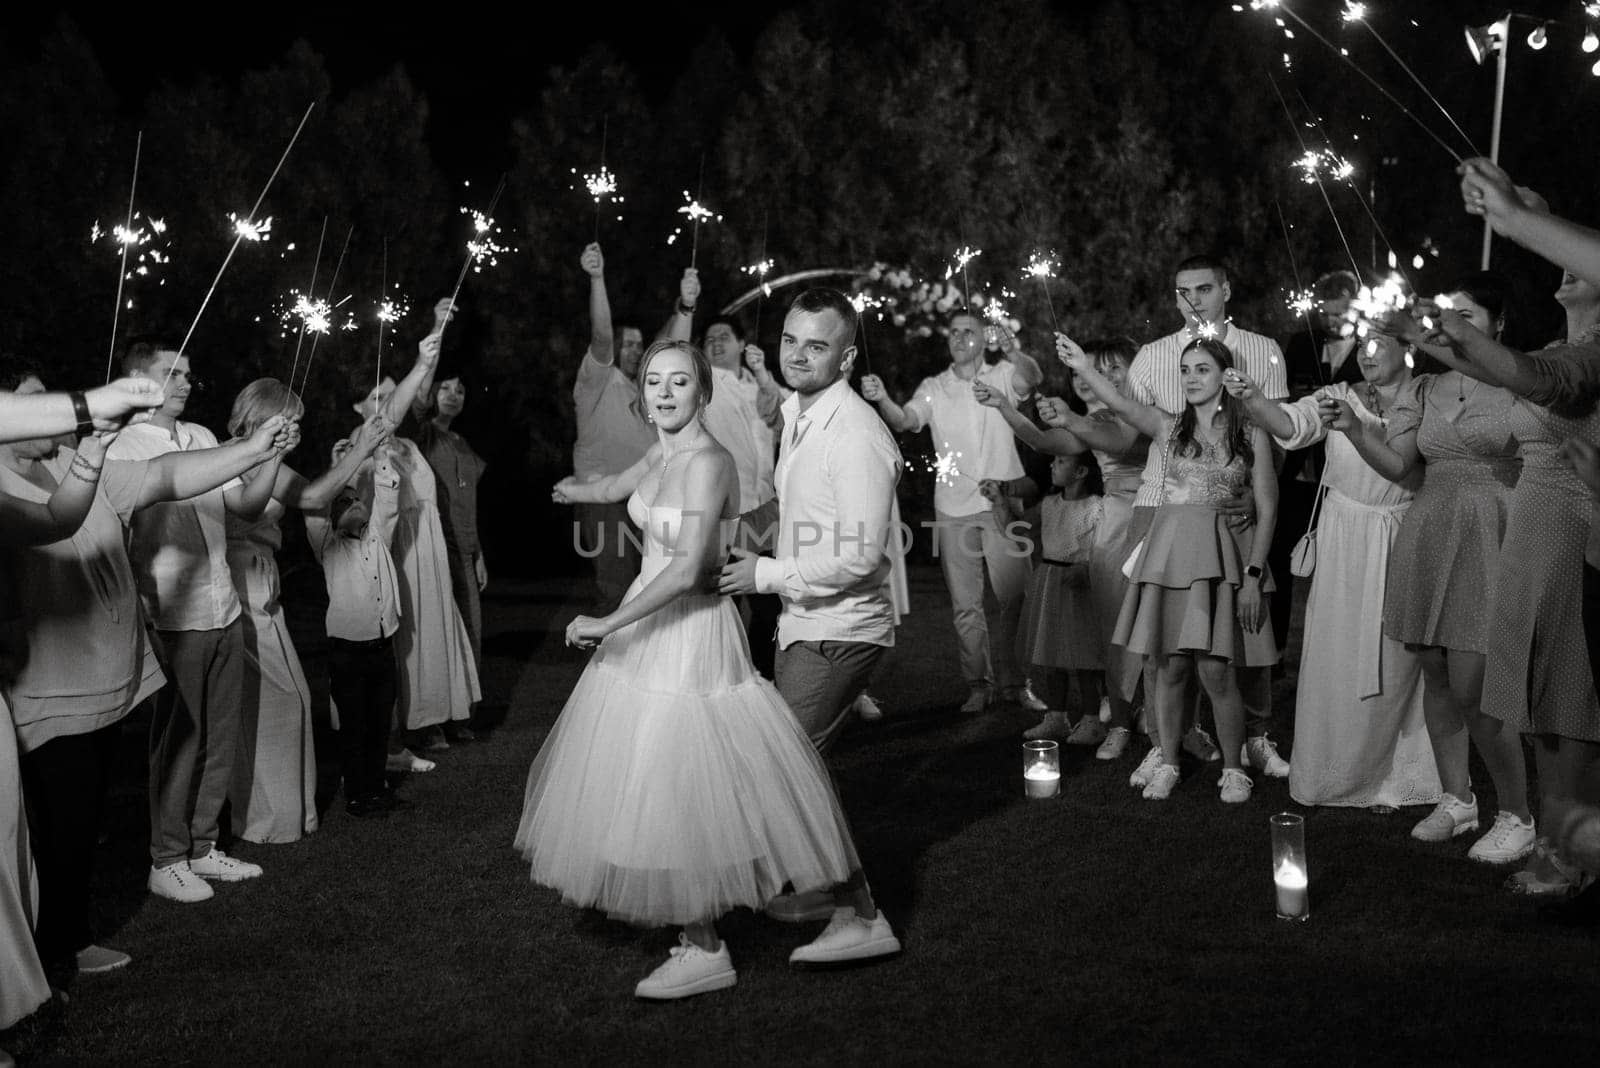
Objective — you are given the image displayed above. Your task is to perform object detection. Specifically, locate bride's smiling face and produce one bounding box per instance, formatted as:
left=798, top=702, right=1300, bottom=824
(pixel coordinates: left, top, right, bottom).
left=640, top=347, right=704, bottom=432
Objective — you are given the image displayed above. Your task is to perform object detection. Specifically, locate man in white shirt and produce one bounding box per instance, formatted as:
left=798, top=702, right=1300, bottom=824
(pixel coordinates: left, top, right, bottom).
left=718, top=287, right=901, bottom=967
left=862, top=312, right=1043, bottom=714
left=108, top=339, right=288, bottom=903
left=1123, top=255, right=1292, bottom=783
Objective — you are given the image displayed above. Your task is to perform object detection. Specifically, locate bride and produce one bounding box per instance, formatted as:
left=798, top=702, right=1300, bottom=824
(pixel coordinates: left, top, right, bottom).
left=519, top=339, right=886, bottom=999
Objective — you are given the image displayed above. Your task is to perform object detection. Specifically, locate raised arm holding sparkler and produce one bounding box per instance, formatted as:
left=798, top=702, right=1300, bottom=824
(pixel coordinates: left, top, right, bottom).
left=662, top=267, right=700, bottom=343
left=1055, top=334, right=1167, bottom=442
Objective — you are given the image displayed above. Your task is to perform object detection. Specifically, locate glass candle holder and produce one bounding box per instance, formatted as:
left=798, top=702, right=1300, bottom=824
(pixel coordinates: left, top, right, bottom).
left=1270, top=812, right=1309, bottom=921
left=1022, top=740, right=1061, bottom=799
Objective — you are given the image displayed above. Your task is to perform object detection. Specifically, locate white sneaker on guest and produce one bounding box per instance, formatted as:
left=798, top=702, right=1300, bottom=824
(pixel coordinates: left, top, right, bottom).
left=1142, top=763, right=1181, bottom=800
left=1410, top=793, right=1479, bottom=842
left=1218, top=768, right=1253, bottom=804
left=1242, top=735, right=1290, bottom=778
left=1096, top=726, right=1132, bottom=761
left=1468, top=811, right=1537, bottom=865
left=189, top=849, right=262, bottom=882
left=789, top=907, right=902, bottom=968
left=1065, top=716, right=1107, bottom=746
left=147, top=862, right=213, bottom=903
left=75, top=944, right=131, bottom=974
left=634, top=934, right=737, bottom=1000
left=1129, top=745, right=1165, bottom=788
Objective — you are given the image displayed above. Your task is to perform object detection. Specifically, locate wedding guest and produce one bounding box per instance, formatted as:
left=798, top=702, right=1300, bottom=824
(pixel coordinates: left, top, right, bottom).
left=1226, top=337, right=1439, bottom=809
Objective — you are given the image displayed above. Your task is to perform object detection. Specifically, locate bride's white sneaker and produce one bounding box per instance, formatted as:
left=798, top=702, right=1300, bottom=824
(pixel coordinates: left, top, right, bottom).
left=634, top=935, right=736, bottom=1000
left=788, top=907, right=901, bottom=968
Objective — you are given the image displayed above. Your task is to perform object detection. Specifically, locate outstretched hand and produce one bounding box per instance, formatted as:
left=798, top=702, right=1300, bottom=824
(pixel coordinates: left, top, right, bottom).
left=971, top=377, right=1010, bottom=411
left=859, top=374, right=888, bottom=403
left=552, top=476, right=580, bottom=505
left=87, top=377, right=165, bottom=429
left=581, top=242, right=605, bottom=278
left=1221, top=368, right=1259, bottom=401
left=1458, top=157, right=1549, bottom=229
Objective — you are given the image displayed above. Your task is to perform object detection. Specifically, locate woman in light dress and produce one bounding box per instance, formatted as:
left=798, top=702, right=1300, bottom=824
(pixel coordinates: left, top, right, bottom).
left=1228, top=334, right=1439, bottom=809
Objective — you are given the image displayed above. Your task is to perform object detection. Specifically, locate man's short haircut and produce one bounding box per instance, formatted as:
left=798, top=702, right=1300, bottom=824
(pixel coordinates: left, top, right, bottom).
left=1313, top=269, right=1361, bottom=302
left=1082, top=336, right=1138, bottom=370
left=703, top=315, right=748, bottom=344
left=790, top=288, right=858, bottom=347
left=121, top=335, right=180, bottom=376
left=1174, top=254, right=1230, bottom=286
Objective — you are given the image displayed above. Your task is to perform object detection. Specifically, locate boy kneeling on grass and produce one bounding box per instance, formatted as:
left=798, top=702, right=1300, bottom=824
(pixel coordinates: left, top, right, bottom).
left=307, top=458, right=410, bottom=818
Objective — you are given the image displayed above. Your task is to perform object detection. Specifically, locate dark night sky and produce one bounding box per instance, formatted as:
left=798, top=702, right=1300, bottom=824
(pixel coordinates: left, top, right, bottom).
left=2, top=2, right=786, bottom=174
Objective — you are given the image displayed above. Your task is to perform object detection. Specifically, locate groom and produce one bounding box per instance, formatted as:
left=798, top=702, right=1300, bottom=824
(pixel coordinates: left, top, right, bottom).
left=719, top=287, right=902, bottom=967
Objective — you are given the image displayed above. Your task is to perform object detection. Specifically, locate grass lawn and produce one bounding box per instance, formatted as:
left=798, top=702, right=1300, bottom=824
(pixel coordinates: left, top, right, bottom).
left=6, top=563, right=1599, bottom=1065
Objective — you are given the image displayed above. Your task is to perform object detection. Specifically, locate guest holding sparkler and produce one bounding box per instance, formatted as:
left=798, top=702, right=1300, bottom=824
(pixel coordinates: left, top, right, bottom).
left=973, top=337, right=1147, bottom=751
left=572, top=244, right=674, bottom=612
left=0, top=367, right=164, bottom=1007
left=1032, top=337, right=1151, bottom=759
left=224, top=380, right=393, bottom=842
left=109, top=339, right=293, bottom=903
left=1061, top=335, right=1277, bottom=802
left=348, top=318, right=479, bottom=752
left=1122, top=256, right=1290, bottom=786
left=1224, top=336, right=1439, bottom=810
left=1271, top=269, right=1363, bottom=661
left=407, top=366, right=488, bottom=704
left=1335, top=273, right=1533, bottom=864
left=862, top=311, right=1042, bottom=714
left=1397, top=269, right=1600, bottom=888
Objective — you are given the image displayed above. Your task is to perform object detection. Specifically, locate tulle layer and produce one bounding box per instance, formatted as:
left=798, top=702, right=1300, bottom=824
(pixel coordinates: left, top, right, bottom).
left=514, top=592, right=860, bottom=927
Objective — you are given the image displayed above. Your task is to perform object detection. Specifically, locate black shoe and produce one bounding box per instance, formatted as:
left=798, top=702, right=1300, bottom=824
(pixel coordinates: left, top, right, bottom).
left=378, top=789, right=413, bottom=813
left=445, top=724, right=476, bottom=743
left=345, top=795, right=391, bottom=819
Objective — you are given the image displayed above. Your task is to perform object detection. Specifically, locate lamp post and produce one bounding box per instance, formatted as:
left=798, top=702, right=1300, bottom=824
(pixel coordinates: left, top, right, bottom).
left=1466, top=15, right=1510, bottom=269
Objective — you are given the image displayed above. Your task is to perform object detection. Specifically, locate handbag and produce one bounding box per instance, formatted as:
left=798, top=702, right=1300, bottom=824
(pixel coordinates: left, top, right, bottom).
left=1121, top=421, right=1174, bottom=579
left=1289, top=422, right=1334, bottom=578
left=1289, top=486, right=1325, bottom=578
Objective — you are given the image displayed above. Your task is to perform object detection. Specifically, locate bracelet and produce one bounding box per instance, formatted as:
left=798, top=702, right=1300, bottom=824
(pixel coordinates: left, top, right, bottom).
left=676, top=300, right=696, bottom=316
left=66, top=461, right=102, bottom=484
left=69, top=391, right=94, bottom=440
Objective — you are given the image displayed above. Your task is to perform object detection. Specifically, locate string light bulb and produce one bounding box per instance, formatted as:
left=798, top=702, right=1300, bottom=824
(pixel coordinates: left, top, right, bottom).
left=1584, top=29, right=1599, bottom=54
left=1526, top=24, right=1547, bottom=50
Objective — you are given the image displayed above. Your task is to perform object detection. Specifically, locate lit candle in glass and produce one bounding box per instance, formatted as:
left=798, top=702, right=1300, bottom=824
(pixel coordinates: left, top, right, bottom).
left=1270, top=812, right=1310, bottom=921
left=1022, top=740, right=1060, bottom=799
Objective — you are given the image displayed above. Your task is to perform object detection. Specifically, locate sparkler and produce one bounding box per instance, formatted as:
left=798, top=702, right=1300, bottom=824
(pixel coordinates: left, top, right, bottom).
left=105, top=132, right=141, bottom=382
left=167, top=101, right=316, bottom=395
left=574, top=116, right=623, bottom=241
left=1291, top=85, right=1412, bottom=284
left=1266, top=71, right=1362, bottom=279
left=666, top=191, right=721, bottom=268
left=944, top=245, right=982, bottom=309
left=849, top=291, right=885, bottom=376
left=1243, top=1, right=1471, bottom=161
left=915, top=444, right=973, bottom=488
left=286, top=217, right=328, bottom=392
left=296, top=224, right=355, bottom=394
left=439, top=176, right=508, bottom=348
left=1022, top=251, right=1061, bottom=333
left=1339, top=2, right=1481, bottom=158
left=1286, top=289, right=1316, bottom=316
left=1273, top=196, right=1324, bottom=383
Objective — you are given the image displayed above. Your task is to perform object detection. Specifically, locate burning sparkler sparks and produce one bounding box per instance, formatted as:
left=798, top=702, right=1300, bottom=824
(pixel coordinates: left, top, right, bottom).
left=462, top=207, right=508, bottom=271
left=1286, top=289, right=1316, bottom=316
left=743, top=258, right=775, bottom=296
left=229, top=213, right=273, bottom=242
left=666, top=192, right=721, bottom=267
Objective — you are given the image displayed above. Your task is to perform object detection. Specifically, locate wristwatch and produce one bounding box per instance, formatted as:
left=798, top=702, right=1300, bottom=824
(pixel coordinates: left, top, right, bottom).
left=69, top=390, right=94, bottom=440
left=1245, top=564, right=1264, bottom=582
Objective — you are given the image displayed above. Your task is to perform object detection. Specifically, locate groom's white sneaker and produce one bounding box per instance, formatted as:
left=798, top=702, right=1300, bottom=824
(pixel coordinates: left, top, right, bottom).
left=789, top=907, right=901, bottom=968
left=634, top=935, right=736, bottom=1000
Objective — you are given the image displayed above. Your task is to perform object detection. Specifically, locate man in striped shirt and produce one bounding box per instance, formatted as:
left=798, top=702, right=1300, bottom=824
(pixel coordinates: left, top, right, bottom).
left=1124, top=255, right=1293, bottom=785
